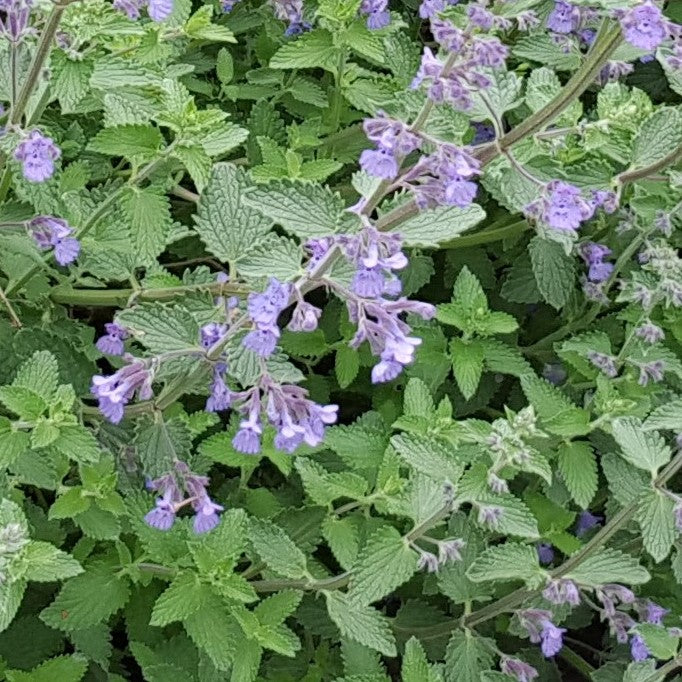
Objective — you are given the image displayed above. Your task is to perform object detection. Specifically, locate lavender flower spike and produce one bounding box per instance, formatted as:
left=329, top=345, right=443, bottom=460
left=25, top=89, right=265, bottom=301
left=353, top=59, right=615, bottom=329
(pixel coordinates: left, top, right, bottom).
left=547, top=1, right=580, bottom=34
left=14, top=130, right=60, bottom=182
left=543, top=578, right=580, bottom=606
left=144, top=475, right=183, bottom=531
left=185, top=472, right=224, bottom=534
left=91, top=357, right=154, bottom=423
left=620, top=1, right=669, bottom=52
left=501, top=657, right=539, bottom=682
left=96, top=323, right=129, bottom=356
left=518, top=609, right=566, bottom=658
left=29, top=216, right=80, bottom=265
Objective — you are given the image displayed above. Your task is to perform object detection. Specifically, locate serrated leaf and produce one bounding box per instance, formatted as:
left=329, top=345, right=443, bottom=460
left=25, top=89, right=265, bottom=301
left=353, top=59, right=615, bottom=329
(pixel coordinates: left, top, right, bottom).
left=116, top=303, right=199, bottom=353
left=634, top=624, right=679, bottom=661
left=643, top=399, right=682, bottom=431
left=325, top=592, right=396, bottom=657
left=322, top=516, right=360, bottom=571
left=636, top=489, right=675, bottom=563
left=390, top=433, right=464, bottom=485
left=466, top=542, right=544, bottom=587
left=564, top=548, right=650, bottom=586
left=21, top=542, right=82, bottom=582
left=335, top=345, right=360, bottom=389
left=444, top=630, right=494, bottom=682
left=135, top=417, right=192, bottom=478
left=403, top=378, right=434, bottom=418
left=480, top=339, right=532, bottom=377
left=248, top=518, right=307, bottom=579
left=557, top=441, right=598, bottom=509
left=5, top=654, right=88, bottom=682
left=51, top=425, right=100, bottom=464
left=631, top=107, right=682, bottom=168
left=397, top=204, right=486, bottom=248
left=242, top=180, right=345, bottom=240
left=295, top=459, right=367, bottom=506
left=237, top=234, right=303, bottom=281
left=13, top=351, right=59, bottom=403
left=270, top=30, right=340, bottom=72
left=40, top=566, right=130, bottom=631
left=0, top=580, right=26, bottom=633
left=348, top=526, right=418, bottom=605
left=52, top=53, right=92, bottom=114
left=612, top=418, right=671, bottom=475
left=402, top=637, right=436, bottom=682
left=184, top=602, right=237, bottom=671
left=450, top=338, right=484, bottom=400
left=0, top=420, right=29, bottom=467
left=88, top=125, right=163, bottom=158
left=0, top=387, right=47, bottom=420
left=150, top=572, right=213, bottom=626
left=528, top=236, right=575, bottom=310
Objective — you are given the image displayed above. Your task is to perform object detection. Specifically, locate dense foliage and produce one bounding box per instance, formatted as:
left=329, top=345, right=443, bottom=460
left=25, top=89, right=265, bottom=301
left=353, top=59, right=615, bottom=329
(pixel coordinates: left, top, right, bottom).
left=0, top=0, right=682, bottom=679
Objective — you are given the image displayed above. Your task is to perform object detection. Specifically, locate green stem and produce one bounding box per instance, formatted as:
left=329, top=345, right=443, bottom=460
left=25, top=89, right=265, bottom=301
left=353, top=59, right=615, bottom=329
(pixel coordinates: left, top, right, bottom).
left=617, top=143, right=682, bottom=186
left=641, top=657, right=682, bottom=682
left=465, top=449, right=682, bottom=629
left=559, top=646, right=595, bottom=678
left=330, top=50, right=347, bottom=133
left=50, top=281, right=250, bottom=306
left=441, top=219, right=530, bottom=249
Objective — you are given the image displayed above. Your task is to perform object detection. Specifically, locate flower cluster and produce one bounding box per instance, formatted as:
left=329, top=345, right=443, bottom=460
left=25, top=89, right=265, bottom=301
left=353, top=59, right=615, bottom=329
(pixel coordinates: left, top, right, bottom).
left=14, top=130, right=60, bottom=183
left=91, top=356, right=154, bottom=424
left=271, top=0, right=310, bottom=36
left=518, top=609, right=566, bottom=658
left=500, top=658, right=539, bottom=682
left=359, top=0, right=389, bottom=30
left=113, top=0, right=173, bottom=22
left=144, top=461, right=223, bottom=534
left=580, top=242, right=613, bottom=283
left=0, top=0, right=32, bottom=41
left=243, top=277, right=291, bottom=358
left=359, top=115, right=421, bottom=180
left=414, top=537, right=465, bottom=573
left=28, top=216, right=80, bottom=265
left=96, top=323, right=129, bottom=356
left=618, top=0, right=674, bottom=52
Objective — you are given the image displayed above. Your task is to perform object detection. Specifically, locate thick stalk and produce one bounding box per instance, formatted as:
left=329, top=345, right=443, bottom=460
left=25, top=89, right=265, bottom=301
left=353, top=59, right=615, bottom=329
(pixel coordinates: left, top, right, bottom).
left=465, top=449, right=682, bottom=629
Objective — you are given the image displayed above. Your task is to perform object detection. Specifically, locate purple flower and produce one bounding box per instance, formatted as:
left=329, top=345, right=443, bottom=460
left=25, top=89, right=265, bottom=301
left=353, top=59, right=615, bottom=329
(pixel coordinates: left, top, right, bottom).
left=587, top=351, right=618, bottom=378
left=96, top=323, right=129, bottom=356
left=477, top=504, right=503, bottom=528
left=543, top=363, right=566, bottom=386
left=91, top=358, right=153, bottom=423
left=438, top=538, right=465, bottom=563
left=29, top=216, right=80, bottom=265
left=417, top=551, right=440, bottom=573
left=360, top=116, right=421, bottom=180
left=0, top=0, right=32, bottom=40
left=185, top=472, right=223, bottom=534
left=501, top=658, right=539, bottom=682
left=620, top=1, right=668, bottom=52
left=576, top=510, right=603, bottom=537
left=272, top=0, right=309, bottom=35
left=580, top=242, right=613, bottom=283
left=287, top=301, right=322, bottom=332
left=472, top=38, right=508, bottom=68
left=221, top=0, right=239, bottom=10
left=147, top=0, right=172, bottom=20
left=144, top=475, right=183, bottom=531
left=14, top=130, right=60, bottom=183
left=359, top=148, right=399, bottom=179
left=630, top=634, right=650, bottom=662
left=638, top=360, right=665, bottom=386
left=243, top=328, right=279, bottom=357
left=519, top=610, right=566, bottom=658
left=360, top=0, right=389, bottom=29
left=243, top=278, right=290, bottom=358
left=113, top=0, right=145, bottom=19
left=643, top=600, right=669, bottom=625
left=596, top=584, right=636, bottom=617
left=537, top=543, right=555, bottom=565
left=467, top=4, right=493, bottom=30
left=547, top=1, right=580, bottom=34
left=206, top=365, right=232, bottom=412
left=543, top=579, right=580, bottom=606
left=609, top=611, right=636, bottom=644
left=488, top=472, right=509, bottom=495
left=531, top=181, right=595, bottom=232
left=472, top=122, right=495, bottom=145
left=200, top=322, right=226, bottom=349
left=233, top=422, right=262, bottom=454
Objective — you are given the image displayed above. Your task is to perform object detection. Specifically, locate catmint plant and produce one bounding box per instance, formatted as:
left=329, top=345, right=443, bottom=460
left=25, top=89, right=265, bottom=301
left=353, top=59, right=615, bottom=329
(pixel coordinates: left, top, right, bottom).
left=0, top=0, right=681, bottom=679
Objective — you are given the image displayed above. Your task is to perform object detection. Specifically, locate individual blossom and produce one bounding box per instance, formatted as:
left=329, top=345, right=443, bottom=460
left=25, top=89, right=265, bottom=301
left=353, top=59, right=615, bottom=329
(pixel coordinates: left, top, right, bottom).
left=635, top=321, right=664, bottom=344
left=272, top=0, right=310, bottom=35
left=359, top=0, right=389, bottom=30
left=287, top=301, right=322, bottom=332
left=543, top=363, right=566, bottom=386
left=472, top=37, right=508, bottom=68
left=576, top=510, right=603, bottom=537
left=595, top=583, right=635, bottom=617
left=537, top=543, right=555, bottom=565
left=437, top=538, right=465, bottom=564
left=487, top=472, right=509, bottom=495
left=206, top=364, right=232, bottom=412
left=359, top=115, right=421, bottom=180
left=501, top=657, right=539, bottom=682
left=637, top=360, right=665, bottom=386
left=220, top=0, right=239, bottom=10
left=619, top=0, right=669, bottom=52
left=607, top=610, right=636, bottom=644
left=147, top=0, right=172, bottom=20
left=184, top=469, right=224, bottom=534
left=547, top=1, right=580, bottom=34
left=587, top=351, right=618, bottom=378
left=477, top=504, right=503, bottom=528
left=14, top=130, right=60, bottom=183
left=91, top=357, right=154, bottom=423
left=144, top=474, right=183, bottom=531
left=200, top=322, right=226, bottom=350
left=28, top=216, right=80, bottom=265
left=416, top=550, right=440, bottom=573
left=525, top=181, right=595, bottom=232
left=580, top=242, right=613, bottom=283
left=0, top=0, right=32, bottom=41
left=640, top=600, right=669, bottom=625
left=630, top=633, right=650, bottom=662
left=96, top=323, right=129, bottom=356
left=467, top=3, right=493, bottom=30
left=518, top=609, right=566, bottom=658
left=517, top=11, right=540, bottom=32
left=543, top=579, right=580, bottom=606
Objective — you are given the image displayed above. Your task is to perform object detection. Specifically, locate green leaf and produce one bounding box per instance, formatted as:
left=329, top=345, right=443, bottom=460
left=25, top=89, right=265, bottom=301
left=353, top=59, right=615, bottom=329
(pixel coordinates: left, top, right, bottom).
left=0, top=420, right=29, bottom=467
left=444, top=630, right=494, bottom=682
left=636, top=489, right=675, bottom=563
left=121, top=189, right=172, bottom=265
left=335, top=345, right=360, bottom=388
left=402, top=637, right=436, bottom=682
left=242, top=180, right=345, bottom=240
left=248, top=518, right=308, bottom=579
left=13, top=351, right=59, bottom=403
left=52, top=53, right=93, bottom=114
left=480, top=339, right=532, bottom=377
left=564, top=548, right=650, bottom=586
left=116, top=303, right=199, bottom=353
left=51, top=425, right=100, bottom=464
left=322, top=516, right=360, bottom=571
left=295, top=459, right=367, bottom=506
left=557, top=441, right=598, bottom=509
left=135, top=417, right=192, bottom=479
left=237, top=235, right=303, bottom=281
left=528, top=236, right=576, bottom=310
left=520, top=374, right=591, bottom=437
left=397, top=204, right=486, bottom=248
left=634, top=624, right=678, bottom=661
left=466, top=542, right=545, bottom=588
left=216, top=47, right=234, bottom=85
left=193, top=163, right=274, bottom=263
left=184, top=602, right=237, bottom=671
left=90, top=59, right=160, bottom=89
left=450, top=338, right=484, bottom=400
left=348, top=527, right=418, bottom=605
left=480, top=494, right=540, bottom=539
left=644, top=399, right=682, bottom=431
left=471, top=69, right=522, bottom=117
left=0, top=387, right=47, bottom=420
left=631, top=107, right=682, bottom=168
left=49, top=487, right=89, bottom=520
left=5, top=655, right=88, bottom=682
left=21, top=542, right=82, bottom=582
left=325, top=592, right=396, bottom=657
left=0, top=580, right=26, bottom=633
left=88, top=125, right=163, bottom=158
left=403, top=378, right=435, bottom=418
left=172, top=144, right=212, bottom=194
left=270, top=30, right=340, bottom=72
left=150, top=572, right=213, bottom=626
left=184, top=5, right=235, bottom=41
left=612, top=418, right=671, bottom=475
left=40, top=566, right=130, bottom=631
left=254, top=590, right=302, bottom=626
left=390, top=433, right=465, bottom=485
